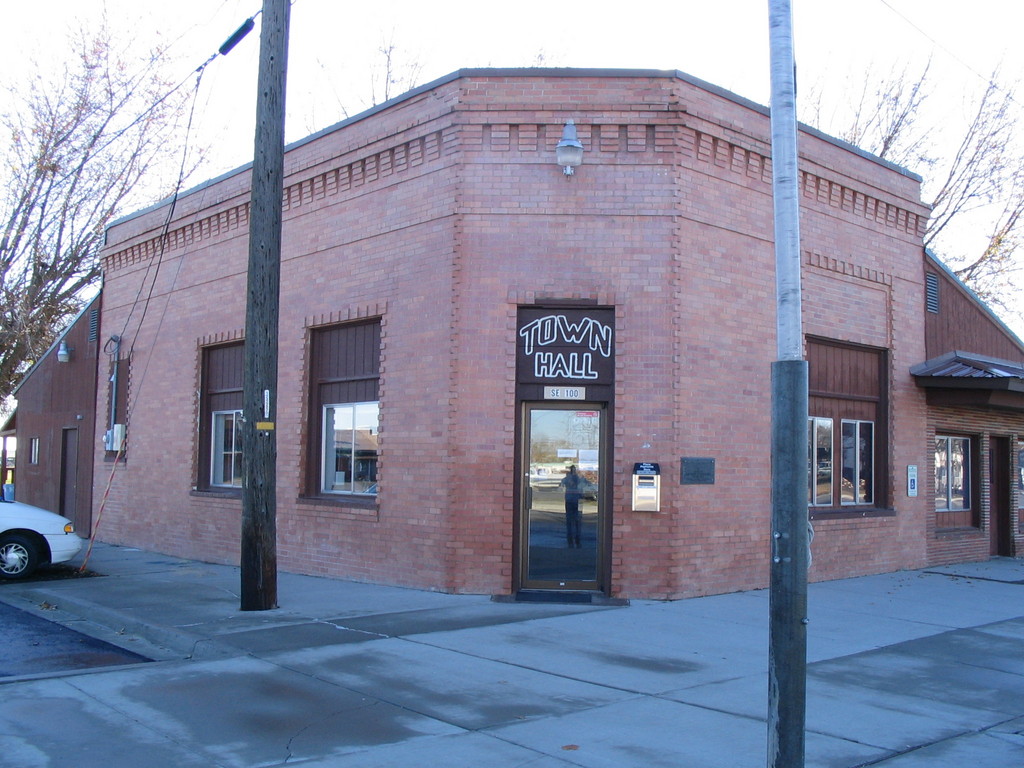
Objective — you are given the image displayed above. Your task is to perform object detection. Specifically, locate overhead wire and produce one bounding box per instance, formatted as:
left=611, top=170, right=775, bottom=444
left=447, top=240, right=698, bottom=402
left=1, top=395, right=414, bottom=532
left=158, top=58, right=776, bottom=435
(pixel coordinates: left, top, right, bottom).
left=877, top=0, right=1019, bottom=106
left=83, top=10, right=263, bottom=171
left=80, top=8, right=262, bottom=569
left=114, top=8, right=261, bottom=349
left=119, top=67, right=207, bottom=371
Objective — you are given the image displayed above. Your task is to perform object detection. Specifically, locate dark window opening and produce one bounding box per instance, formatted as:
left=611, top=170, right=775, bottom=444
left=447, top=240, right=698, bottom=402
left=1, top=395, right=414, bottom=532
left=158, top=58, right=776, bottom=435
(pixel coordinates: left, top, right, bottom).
left=198, top=342, right=244, bottom=491
left=807, top=338, right=889, bottom=510
left=307, top=320, right=380, bottom=499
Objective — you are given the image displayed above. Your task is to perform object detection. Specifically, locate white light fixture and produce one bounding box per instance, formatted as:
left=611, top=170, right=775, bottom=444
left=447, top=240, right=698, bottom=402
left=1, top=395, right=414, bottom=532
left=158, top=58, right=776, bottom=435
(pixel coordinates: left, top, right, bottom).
left=556, top=120, right=584, bottom=176
left=56, top=340, right=71, bottom=363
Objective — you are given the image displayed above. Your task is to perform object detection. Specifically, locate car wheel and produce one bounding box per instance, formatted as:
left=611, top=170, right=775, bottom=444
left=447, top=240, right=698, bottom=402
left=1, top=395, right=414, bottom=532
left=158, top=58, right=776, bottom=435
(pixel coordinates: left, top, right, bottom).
left=0, top=534, right=40, bottom=579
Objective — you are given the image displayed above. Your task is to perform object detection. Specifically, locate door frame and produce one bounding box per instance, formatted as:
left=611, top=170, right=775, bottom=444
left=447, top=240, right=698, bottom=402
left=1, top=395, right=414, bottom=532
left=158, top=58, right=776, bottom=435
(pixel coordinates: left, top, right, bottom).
left=514, top=401, right=612, bottom=594
left=59, top=427, right=79, bottom=526
left=989, top=436, right=1012, bottom=556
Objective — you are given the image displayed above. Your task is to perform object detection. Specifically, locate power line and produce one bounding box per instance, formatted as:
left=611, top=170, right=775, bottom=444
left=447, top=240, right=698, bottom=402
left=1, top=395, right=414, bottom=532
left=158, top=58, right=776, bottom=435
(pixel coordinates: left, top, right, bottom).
left=114, top=9, right=262, bottom=354
left=81, top=9, right=263, bottom=171
left=877, top=0, right=1016, bottom=98
left=84, top=8, right=264, bottom=554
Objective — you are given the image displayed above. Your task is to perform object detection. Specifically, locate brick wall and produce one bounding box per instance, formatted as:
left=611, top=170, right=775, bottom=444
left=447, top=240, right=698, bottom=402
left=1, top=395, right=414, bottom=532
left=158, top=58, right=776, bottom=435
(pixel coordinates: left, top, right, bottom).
left=93, top=70, right=954, bottom=599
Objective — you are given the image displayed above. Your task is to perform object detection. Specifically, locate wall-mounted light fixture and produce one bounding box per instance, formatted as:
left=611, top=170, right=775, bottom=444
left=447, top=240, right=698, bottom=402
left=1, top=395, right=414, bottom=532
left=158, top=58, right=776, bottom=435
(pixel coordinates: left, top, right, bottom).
left=56, top=340, right=71, bottom=363
left=556, top=120, right=584, bottom=176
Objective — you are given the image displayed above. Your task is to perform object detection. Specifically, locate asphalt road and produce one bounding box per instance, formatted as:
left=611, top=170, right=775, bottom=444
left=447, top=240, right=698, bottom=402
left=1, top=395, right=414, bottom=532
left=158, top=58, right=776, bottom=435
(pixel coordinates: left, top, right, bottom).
left=0, top=594, right=150, bottom=678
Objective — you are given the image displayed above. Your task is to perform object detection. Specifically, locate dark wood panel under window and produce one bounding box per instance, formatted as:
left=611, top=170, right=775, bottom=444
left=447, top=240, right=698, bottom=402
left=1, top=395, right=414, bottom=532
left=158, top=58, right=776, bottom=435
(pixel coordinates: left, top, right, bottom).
left=320, top=378, right=378, bottom=406
left=312, top=320, right=380, bottom=383
left=205, top=343, right=244, bottom=413
left=808, top=340, right=882, bottom=400
left=206, top=343, right=244, bottom=394
left=808, top=396, right=876, bottom=425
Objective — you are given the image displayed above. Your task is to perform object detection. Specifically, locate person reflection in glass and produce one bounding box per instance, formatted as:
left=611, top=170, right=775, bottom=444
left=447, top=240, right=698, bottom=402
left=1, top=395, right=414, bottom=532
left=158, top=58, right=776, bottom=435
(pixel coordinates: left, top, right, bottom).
left=560, top=464, right=583, bottom=548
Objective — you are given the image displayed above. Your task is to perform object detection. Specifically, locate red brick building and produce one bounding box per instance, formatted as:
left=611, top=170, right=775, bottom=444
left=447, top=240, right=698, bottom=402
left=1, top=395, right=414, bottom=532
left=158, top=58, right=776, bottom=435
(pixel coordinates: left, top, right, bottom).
left=93, top=69, right=1024, bottom=599
left=11, top=296, right=101, bottom=535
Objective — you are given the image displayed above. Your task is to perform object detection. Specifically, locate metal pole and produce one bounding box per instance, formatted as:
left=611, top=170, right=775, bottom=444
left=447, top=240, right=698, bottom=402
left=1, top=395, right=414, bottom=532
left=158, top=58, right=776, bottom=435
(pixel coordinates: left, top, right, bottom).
left=240, top=0, right=290, bottom=611
left=767, top=1, right=809, bottom=766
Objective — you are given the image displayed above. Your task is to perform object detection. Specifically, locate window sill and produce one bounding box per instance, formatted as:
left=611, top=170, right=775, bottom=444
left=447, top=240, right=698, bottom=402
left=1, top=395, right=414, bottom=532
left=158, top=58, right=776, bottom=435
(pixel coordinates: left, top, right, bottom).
left=296, top=495, right=379, bottom=519
left=809, top=507, right=896, bottom=521
left=190, top=488, right=242, bottom=499
left=299, top=493, right=376, bottom=507
left=936, top=526, right=982, bottom=537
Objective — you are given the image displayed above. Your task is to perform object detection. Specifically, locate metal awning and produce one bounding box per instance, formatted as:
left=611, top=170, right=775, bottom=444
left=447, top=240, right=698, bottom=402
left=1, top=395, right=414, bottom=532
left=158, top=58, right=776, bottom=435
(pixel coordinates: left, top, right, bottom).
left=911, top=351, right=1024, bottom=410
left=912, top=351, right=1024, bottom=388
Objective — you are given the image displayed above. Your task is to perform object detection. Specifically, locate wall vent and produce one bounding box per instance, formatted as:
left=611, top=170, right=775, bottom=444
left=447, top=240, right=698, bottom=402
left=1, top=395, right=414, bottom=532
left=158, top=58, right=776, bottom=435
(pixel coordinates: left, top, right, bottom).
left=925, top=273, right=940, bottom=313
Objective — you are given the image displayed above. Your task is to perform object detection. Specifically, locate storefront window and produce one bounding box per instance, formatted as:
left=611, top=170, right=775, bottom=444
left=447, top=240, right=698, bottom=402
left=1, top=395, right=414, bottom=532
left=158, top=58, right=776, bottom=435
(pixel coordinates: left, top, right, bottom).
left=322, top=402, right=379, bottom=495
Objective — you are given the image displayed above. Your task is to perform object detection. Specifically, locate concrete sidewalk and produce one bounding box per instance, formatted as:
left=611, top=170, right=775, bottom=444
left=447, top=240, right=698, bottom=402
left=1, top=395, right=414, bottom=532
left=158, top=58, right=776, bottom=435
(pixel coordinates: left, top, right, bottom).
left=1, top=543, right=1023, bottom=767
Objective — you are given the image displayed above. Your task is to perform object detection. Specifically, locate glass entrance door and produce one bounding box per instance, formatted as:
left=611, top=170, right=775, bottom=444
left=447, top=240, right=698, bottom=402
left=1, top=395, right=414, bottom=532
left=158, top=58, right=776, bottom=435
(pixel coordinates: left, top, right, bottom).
left=520, top=405, right=605, bottom=590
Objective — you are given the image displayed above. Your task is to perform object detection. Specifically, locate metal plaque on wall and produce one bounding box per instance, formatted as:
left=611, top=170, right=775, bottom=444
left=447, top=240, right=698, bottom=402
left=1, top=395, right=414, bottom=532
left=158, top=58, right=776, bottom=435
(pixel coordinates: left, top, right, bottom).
left=680, top=457, right=715, bottom=485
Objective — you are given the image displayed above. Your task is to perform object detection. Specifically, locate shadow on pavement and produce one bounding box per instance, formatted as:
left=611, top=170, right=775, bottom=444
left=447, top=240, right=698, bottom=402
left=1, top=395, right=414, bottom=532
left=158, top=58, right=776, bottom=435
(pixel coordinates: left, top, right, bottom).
left=0, top=597, right=150, bottom=678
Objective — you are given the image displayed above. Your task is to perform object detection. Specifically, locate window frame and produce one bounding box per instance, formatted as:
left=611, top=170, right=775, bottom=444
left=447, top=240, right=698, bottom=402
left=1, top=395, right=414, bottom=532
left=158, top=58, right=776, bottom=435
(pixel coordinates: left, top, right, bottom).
left=210, top=409, right=244, bottom=488
left=935, top=434, right=977, bottom=529
left=320, top=401, right=379, bottom=496
left=840, top=419, right=874, bottom=506
left=807, top=416, right=834, bottom=507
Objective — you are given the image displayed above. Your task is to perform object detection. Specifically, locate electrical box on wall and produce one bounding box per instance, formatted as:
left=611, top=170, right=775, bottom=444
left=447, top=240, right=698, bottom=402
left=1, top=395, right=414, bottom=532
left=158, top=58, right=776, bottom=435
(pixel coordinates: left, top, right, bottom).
left=104, top=423, right=126, bottom=452
left=632, top=462, right=661, bottom=512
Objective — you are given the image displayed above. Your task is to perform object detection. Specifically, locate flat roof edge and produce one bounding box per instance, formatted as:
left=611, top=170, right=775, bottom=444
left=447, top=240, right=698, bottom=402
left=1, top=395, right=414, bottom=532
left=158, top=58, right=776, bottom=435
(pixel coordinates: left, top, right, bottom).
left=106, top=67, right=921, bottom=231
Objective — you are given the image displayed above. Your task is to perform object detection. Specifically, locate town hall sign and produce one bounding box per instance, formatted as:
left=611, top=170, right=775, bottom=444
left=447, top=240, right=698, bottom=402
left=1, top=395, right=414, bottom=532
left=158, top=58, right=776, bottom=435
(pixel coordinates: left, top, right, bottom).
left=516, top=307, right=615, bottom=386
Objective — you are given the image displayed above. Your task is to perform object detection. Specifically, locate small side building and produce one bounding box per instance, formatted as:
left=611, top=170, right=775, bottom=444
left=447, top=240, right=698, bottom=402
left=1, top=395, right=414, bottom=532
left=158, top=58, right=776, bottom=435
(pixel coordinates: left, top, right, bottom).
left=912, top=253, right=1024, bottom=563
left=11, top=295, right=102, bottom=533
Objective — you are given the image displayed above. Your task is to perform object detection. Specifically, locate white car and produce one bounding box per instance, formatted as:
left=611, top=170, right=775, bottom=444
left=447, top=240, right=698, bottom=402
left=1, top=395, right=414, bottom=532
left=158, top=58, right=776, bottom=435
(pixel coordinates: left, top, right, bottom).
left=0, top=500, right=84, bottom=579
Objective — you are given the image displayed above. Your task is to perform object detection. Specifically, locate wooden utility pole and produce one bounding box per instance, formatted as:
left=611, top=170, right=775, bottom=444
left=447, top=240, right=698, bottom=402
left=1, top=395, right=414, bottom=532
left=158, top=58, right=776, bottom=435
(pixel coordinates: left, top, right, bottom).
left=240, top=0, right=290, bottom=611
left=767, top=0, right=809, bottom=766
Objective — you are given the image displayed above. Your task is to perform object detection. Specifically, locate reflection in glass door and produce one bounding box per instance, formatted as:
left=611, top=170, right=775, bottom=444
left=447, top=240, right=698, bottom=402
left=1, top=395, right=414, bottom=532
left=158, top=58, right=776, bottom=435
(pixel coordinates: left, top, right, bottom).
left=521, top=405, right=604, bottom=589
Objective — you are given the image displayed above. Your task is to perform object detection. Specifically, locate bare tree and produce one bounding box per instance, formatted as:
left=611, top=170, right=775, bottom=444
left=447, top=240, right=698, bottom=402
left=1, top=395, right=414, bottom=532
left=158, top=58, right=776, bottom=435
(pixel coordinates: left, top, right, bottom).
left=306, top=37, right=423, bottom=134
left=806, top=65, right=1024, bottom=320
left=951, top=174, right=1024, bottom=307
left=807, top=61, right=935, bottom=171
left=0, top=27, right=195, bottom=399
left=368, top=36, right=424, bottom=108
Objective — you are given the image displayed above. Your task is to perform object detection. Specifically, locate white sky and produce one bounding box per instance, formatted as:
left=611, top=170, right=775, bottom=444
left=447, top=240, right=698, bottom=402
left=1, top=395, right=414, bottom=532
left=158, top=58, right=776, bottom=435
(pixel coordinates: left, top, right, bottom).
left=3, top=0, right=1023, bottom=326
